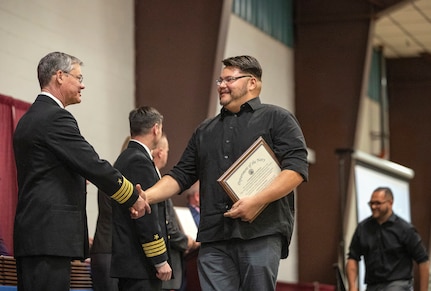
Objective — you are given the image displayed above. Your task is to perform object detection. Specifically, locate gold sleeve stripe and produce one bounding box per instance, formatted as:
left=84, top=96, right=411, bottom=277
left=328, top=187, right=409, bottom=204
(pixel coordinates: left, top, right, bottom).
left=111, top=176, right=133, bottom=204
left=144, top=245, right=167, bottom=257
left=142, top=238, right=167, bottom=257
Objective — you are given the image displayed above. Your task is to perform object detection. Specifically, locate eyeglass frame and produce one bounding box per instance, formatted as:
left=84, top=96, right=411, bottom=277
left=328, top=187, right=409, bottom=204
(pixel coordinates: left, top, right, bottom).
left=368, top=200, right=389, bottom=207
left=63, top=71, right=84, bottom=83
left=216, top=75, right=252, bottom=86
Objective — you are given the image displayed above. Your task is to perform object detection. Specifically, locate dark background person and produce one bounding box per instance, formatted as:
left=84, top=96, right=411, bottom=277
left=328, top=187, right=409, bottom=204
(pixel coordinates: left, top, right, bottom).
left=152, top=134, right=199, bottom=291
left=0, top=228, right=9, bottom=256
left=90, top=191, right=118, bottom=291
left=90, top=190, right=118, bottom=291
left=90, top=137, right=131, bottom=291
left=346, top=187, right=429, bottom=291
left=186, top=182, right=200, bottom=227
left=144, top=55, right=308, bottom=291
left=111, top=106, right=172, bottom=290
left=12, top=51, right=149, bottom=291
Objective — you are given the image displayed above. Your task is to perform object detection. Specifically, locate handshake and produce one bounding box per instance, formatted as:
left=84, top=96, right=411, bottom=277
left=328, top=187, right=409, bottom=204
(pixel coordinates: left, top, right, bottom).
left=129, top=184, right=151, bottom=219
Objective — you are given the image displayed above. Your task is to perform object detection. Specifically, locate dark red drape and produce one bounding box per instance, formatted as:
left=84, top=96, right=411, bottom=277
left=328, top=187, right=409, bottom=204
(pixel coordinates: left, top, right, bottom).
left=13, top=98, right=31, bottom=129
left=0, top=94, right=31, bottom=256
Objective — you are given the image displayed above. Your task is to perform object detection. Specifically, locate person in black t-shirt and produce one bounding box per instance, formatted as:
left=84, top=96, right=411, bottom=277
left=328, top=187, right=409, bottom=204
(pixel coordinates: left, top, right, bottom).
left=346, top=187, right=429, bottom=291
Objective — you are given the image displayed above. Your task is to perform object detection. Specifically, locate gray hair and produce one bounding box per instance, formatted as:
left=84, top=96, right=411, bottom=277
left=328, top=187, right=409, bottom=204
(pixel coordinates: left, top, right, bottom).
left=37, top=52, right=83, bottom=89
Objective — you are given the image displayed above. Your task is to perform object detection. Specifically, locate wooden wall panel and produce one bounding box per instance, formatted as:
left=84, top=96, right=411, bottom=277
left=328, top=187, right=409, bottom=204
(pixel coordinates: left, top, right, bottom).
left=135, top=0, right=225, bottom=202
left=294, top=0, right=373, bottom=284
left=386, top=57, right=431, bottom=270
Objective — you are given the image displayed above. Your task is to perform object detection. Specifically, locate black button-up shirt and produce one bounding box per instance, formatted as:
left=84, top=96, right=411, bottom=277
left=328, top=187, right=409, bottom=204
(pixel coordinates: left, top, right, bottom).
left=348, top=213, right=429, bottom=285
left=168, top=97, right=308, bottom=258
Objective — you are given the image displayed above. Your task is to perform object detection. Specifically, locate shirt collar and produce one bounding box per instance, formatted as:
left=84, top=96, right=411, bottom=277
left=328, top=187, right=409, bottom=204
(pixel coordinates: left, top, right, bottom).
left=374, top=212, right=396, bottom=225
left=40, top=92, right=64, bottom=109
left=220, top=97, right=261, bottom=120
left=387, top=212, right=396, bottom=222
left=129, top=139, right=153, bottom=160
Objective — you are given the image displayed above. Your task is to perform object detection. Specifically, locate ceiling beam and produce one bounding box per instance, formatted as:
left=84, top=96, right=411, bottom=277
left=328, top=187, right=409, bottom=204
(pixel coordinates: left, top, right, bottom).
left=368, top=0, right=411, bottom=16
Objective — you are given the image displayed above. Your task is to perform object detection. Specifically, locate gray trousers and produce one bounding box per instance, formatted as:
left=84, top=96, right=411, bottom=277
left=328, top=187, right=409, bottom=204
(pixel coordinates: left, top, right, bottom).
left=197, top=235, right=283, bottom=291
left=367, top=280, right=413, bottom=291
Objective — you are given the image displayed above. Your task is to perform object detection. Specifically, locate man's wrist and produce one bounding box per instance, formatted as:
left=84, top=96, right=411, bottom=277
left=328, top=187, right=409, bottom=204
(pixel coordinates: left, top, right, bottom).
left=155, top=261, right=167, bottom=268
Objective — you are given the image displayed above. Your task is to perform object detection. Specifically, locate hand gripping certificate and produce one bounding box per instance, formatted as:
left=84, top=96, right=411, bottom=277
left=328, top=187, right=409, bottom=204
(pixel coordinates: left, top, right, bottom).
left=217, top=136, right=281, bottom=222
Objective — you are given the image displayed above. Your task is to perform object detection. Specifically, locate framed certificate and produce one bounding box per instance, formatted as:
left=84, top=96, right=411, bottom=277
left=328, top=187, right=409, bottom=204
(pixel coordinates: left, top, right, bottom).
left=173, top=206, right=198, bottom=240
left=217, top=136, right=281, bottom=222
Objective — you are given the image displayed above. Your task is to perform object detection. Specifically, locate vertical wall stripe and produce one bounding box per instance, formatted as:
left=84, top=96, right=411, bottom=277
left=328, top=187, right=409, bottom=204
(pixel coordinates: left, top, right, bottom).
left=368, top=48, right=382, bottom=102
left=232, top=0, right=293, bottom=47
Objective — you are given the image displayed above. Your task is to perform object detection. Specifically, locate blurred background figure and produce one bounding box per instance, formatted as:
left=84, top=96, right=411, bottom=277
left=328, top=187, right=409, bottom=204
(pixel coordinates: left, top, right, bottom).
left=0, top=227, right=9, bottom=256
left=90, top=190, right=119, bottom=291
left=186, top=182, right=200, bottom=227
left=90, top=137, right=130, bottom=291
left=346, top=187, right=429, bottom=291
left=152, top=133, right=199, bottom=291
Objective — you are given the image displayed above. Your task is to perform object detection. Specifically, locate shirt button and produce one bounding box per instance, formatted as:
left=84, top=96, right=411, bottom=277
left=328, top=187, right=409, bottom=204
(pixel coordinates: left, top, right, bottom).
left=225, top=140, right=230, bottom=144
left=224, top=155, right=228, bottom=159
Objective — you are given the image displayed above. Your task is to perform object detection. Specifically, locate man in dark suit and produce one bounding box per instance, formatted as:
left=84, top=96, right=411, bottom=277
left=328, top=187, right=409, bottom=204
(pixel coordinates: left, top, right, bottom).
left=13, top=51, right=150, bottom=291
left=111, top=106, right=172, bottom=290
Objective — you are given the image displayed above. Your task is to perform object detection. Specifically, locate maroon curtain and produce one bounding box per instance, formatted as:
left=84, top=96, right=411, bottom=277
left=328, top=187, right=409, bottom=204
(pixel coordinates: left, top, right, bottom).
left=0, top=94, right=31, bottom=256
left=13, top=99, right=31, bottom=129
left=0, top=94, right=15, bottom=255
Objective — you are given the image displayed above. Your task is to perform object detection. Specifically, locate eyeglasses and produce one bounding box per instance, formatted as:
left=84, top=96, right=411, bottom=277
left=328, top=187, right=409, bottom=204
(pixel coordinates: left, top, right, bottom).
left=216, top=75, right=252, bottom=86
left=63, top=71, right=84, bottom=83
left=368, top=200, right=388, bottom=207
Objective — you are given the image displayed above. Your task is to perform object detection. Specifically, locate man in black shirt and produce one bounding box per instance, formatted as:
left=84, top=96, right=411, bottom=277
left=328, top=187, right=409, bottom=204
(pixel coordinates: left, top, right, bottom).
left=144, top=55, right=308, bottom=290
left=346, top=187, right=429, bottom=291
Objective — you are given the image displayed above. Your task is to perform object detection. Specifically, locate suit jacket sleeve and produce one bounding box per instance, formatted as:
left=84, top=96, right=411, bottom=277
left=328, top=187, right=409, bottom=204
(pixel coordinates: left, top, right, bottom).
left=47, top=108, right=138, bottom=207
